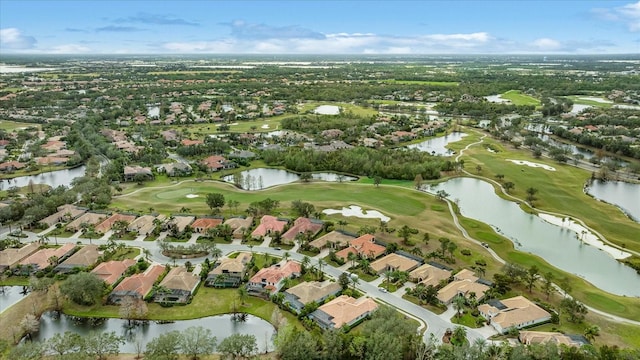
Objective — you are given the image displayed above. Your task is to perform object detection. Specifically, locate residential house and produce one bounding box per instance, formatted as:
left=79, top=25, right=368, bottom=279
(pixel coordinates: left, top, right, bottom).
left=0, top=243, right=40, bottom=272
left=335, top=234, right=386, bottom=262
left=309, top=230, right=355, bottom=250
left=206, top=252, right=252, bottom=288
left=191, top=217, right=223, bottom=234
left=370, top=253, right=420, bottom=274
left=128, top=214, right=166, bottom=236
left=18, top=243, right=76, bottom=274
left=55, top=245, right=101, bottom=273
left=39, top=204, right=86, bottom=227
left=94, top=213, right=137, bottom=234
left=224, top=217, right=253, bottom=239
left=36, top=156, right=67, bottom=166
left=109, top=264, right=166, bottom=304
left=91, top=259, right=136, bottom=285
left=436, top=268, right=490, bottom=305
left=282, top=217, right=323, bottom=244
left=166, top=215, right=195, bottom=234
left=201, top=155, right=234, bottom=172
left=479, top=296, right=552, bottom=334
left=309, top=295, right=378, bottom=330
left=0, top=161, right=25, bottom=172
left=123, top=166, right=153, bottom=182
left=180, top=139, right=204, bottom=146
left=66, top=212, right=108, bottom=232
left=154, top=267, right=200, bottom=304
left=409, top=263, right=452, bottom=287
left=251, top=215, right=288, bottom=239
left=162, top=163, right=192, bottom=177
left=247, top=260, right=301, bottom=295
left=161, top=130, right=179, bottom=142
left=284, top=281, right=342, bottom=314
left=519, top=331, right=588, bottom=347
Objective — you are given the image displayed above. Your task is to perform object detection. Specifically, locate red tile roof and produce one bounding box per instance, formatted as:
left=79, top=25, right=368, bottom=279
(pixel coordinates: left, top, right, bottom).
left=91, top=259, right=136, bottom=285
left=113, top=264, right=165, bottom=298
left=335, top=234, right=385, bottom=261
left=251, top=215, right=288, bottom=237
left=191, top=218, right=223, bottom=232
left=282, top=217, right=323, bottom=241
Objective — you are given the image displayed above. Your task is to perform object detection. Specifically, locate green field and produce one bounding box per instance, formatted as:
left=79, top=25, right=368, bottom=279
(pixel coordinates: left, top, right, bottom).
left=381, top=80, right=459, bottom=87
left=567, top=95, right=614, bottom=108
left=0, top=120, right=40, bottom=131
left=500, top=90, right=540, bottom=106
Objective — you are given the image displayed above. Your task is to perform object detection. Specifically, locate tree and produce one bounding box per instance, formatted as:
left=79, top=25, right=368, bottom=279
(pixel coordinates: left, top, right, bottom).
left=217, top=333, right=258, bottom=359
left=275, top=325, right=319, bottom=360
left=145, top=330, right=182, bottom=360
left=414, top=174, right=424, bottom=190
left=361, top=305, right=418, bottom=360
left=47, top=331, right=83, bottom=358
left=542, top=272, right=554, bottom=300
left=584, top=325, right=600, bottom=342
left=495, top=174, right=505, bottom=182
left=503, top=181, right=515, bottom=194
left=338, top=272, right=351, bottom=290
left=84, top=331, right=124, bottom=360
left=119, top=296, right=149, bottom=326
left=180, top=326, right=217, bottom=360
left=397, top=225, right=415, bottom=245
left=373, top=175, right=382, bottom=187
left=475, top=165, right=482, bottom=174
left=525, top=265, right=539, bottom=293
left=450, top=326, right=467, bottom=346
left=526, top=187, right=538, bottom=204
left=6, top=341, right=43, bottom=360
left=227, top=199, right=240, bottom=215
left=453, top=295, right=466, bottom=318
left=435, top=189, right=449, bottom=201
left=438, top=237, right=450, bottom=257
left=291, top=200, right=315, bottom=218
left=60, top=272, right=105, bottom=306
left=238, top=286, right=249, bottom=306
left=20, top=313, right=40, bottom=341
left=300, top=172, right=312, bottom=182
left=321, top=329, right=346, bottom=360
left=206, top=193, right=225, bottom=214
left=560, top=297, right=588, bottom=323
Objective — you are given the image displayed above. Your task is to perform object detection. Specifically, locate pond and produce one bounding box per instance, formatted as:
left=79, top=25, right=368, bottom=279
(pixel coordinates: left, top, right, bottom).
left=313, top=105, right=340, bottom=115
left=406, top=132, right=468, bottom=156
left=428, top=177, right=640, bottom=297
left=31, top=312, right=276, bottom=353
left=222, top=168, right=357, bottom=190
left=0, top=286, right=29, bottom=313
left=587, top=180, right=640, bottom=222
left=0, top=165, right=86, bottom=190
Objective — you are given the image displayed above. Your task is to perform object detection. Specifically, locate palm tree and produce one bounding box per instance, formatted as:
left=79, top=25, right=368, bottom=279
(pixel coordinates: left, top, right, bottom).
left=317, top=259, right=325, bottom=280
left=337, top=220, right=347, bottom=231
left=210, top=246, right=222, bottom=262
left=453, top=295, right=466, bottom=318
left=283, top=251, right=290, bottom=262
left=584, top=325, right=600, bottom=343
left=526, top=187, right=538, bottom=204
left=301, top=256, right=311, bottom=274
left=347, top=252, right=357, bottom=269
left=237, top=286, right=248, bottom=306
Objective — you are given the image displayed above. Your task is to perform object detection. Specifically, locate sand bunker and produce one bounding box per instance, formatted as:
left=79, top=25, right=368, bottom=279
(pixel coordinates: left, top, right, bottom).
left=507, top=159, right=556, bottom=171
left=314, top=105, right=340, bottom=115
left=186, top=194, right=199, bottom=198
left=322, top=205, right=390, bottom=222
left=261, top=124, right=270, bottom=129
left=538, top=213, right=631, bottom=260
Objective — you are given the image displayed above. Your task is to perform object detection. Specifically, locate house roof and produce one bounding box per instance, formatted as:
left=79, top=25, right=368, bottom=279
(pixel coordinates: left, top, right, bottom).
left=201, top=155, right=227, bottom=169
left=249, top=260, right=301, bottom=285
left=316, top=295, right=378, bottom=328
left=168, top=215, right=195, bottom=232
left=209, top=252, right=253, bottom=275
left=251, top=215, right=288, bottom=237
left=478, top=296, right=551, bottom=330
left=95, top=213, right=137, bottom=234
left=113, top=264, right=166, bottom=298
left=0, top=243, right=40, bottom=268
left=519, top=331, right=586, bottom=347
left=91, top=259, right=136, bottom=285
left=57, top=245, right=100, bottom=268
left=66, top=212, right=107, bottom=231
left=224, top=217, right=253, bottom=236
left=40, top=204, right=87, bottom=226
left=409, top=264, right=452, bottom=287
left=454, top=269, right=478, bottom=282
left=180, top=139, right=203, bottom=146
left=335, top=234, right=385, bottom=260
left=437, top=279, right=490, bottom=304
left=285, top=281, right=341, bottom=305
left=282, top=217, right=323, bottom=241
left=309, top=230, right=355, bottom=249
left=20, top=243, right=76, bottom=270
left=159, top=267, right=200, bottom=292
left=128, top=214, right=166, bottom=235
left=191, top=217, right=223, bottom=230
left=370, top=253, right=420, bottom=273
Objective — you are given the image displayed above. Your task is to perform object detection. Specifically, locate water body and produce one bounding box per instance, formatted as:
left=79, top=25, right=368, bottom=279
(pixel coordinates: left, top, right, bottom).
left=222, top=168, right=356, bottom=190
left=587, top=180, right=640, bottom=222
left=0, top=165, right=86, bottom=190
left=407, top=132, right=468, bottom=156
left=31, top=312, right=275, bottom=353
left=313, top=105, right=340, bottom=115
left=428, top=177, right=640, bottom=297
left=0, top=286, right=28, bottom=313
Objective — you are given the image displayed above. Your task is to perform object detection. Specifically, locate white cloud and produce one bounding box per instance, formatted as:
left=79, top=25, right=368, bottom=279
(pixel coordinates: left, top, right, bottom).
left=49, top=44, right=91, bottom=54
left=0, top=28, right=37, bottom=49
left=532, top=38, right=562, bottom=50
left=593, top=1, right=640, bottom=31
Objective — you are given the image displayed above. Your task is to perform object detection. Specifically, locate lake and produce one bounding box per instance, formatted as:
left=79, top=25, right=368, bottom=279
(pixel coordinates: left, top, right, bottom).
left=587, top=180, right=640, bottom=222
left=0, top=165, right=86, bottom=190
left=428, top=177, right=640, bottom=297
left=406, top=132, right=468, bottom=156
left=0, top=286, right=28, bottom=313
left=222, top=168, right=357, bottom=190
left=31, top=312, right=275, bottom=353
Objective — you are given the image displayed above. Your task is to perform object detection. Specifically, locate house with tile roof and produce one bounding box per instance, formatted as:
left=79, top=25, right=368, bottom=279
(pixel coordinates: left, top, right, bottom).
left=166, top=215, right=195, bottom=234
left=335, top=234, right=386, bottom=262
left=247, top=260, right=301, bottom=295
left=66, top=212, right=107, bottom=232
left=201, top=155, right=234, bottom=172
left=437, top=268, right=491, bottom=305
left=123, top=165, right=153, bottom=182
left=309, top=230, right=355, bottom=250
left=153, top=267, right=200, bottom=304
left=109, top=264, right=166, bottom=304
left=519, top=331, right=588, bottom=347
left=282, top=217, right=323, bottom=244
left=206, top=252, right=253, bottom=288
left=180, top=139, right=204, bottom=146
left=39, top=204, right=87, bottom=227
left=128, top=214, right=166, bottom=236
left=251, top=215, right=288, bottom=238
left=55, top=245, right=101, bottom=273
left=191, top=217, right=223, bottom=234
left=91, top=259, right=136, bottom=285
left=370, top=253, right=420, bottom=274
left=18, top=243, right=76, bottom=274
left=224, top=217, right=253, bottom=239
left=94, top=213, right=137, bottom=234
left=284, top=281, right=342, bottom=314
left=309, top=295, right=378, bottom=329
left=0, top=242, right=40, bottom=272
left=409, top=263, right=452, bottom=287
left=479, top=296, right=552, bottom=334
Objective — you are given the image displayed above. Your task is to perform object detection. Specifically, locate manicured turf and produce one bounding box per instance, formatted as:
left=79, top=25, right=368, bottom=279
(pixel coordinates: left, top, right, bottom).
left=500, top=90, right=540, bottom=106
left=381, top=80, right=459, bottom=87
left=567, top=95, right=613, bottom=108
left=0, top=120, right=40, bottom=131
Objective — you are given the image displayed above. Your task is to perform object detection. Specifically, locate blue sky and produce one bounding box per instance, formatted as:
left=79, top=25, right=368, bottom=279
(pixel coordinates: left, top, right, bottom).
left=1, top=0, right=639, bottom=54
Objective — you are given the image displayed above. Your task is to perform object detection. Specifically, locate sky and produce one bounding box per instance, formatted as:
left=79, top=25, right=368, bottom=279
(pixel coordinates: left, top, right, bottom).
left=1, top=0, right=639, bottom=55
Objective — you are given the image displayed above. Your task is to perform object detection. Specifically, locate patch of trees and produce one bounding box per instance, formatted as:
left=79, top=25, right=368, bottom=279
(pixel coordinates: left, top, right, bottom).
left=175, top=138, right=230, bottom=158
left=281, top=114, right=377, bottom=134
left=262, top=147, right=450, bottom=180
left=551, top=127, right=640, bottom=159
left=435, top=101, right=535, bottom=117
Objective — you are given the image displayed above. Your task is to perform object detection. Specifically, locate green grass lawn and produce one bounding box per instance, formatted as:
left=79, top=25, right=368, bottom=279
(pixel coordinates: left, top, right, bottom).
left=500, top=90, right=540, bottom=106
left=567, top=95, right=613, bottom=108
left=380, top=80, right=459, bottom=87
left=450, top=311, right=483, bottom=328
left=0, top=120, right=40, bottom=131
